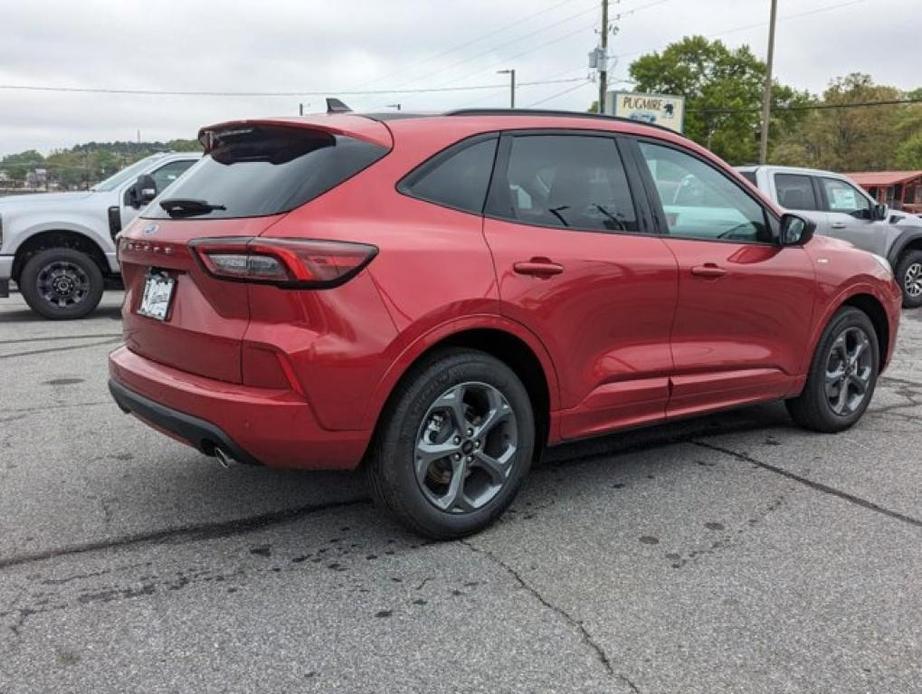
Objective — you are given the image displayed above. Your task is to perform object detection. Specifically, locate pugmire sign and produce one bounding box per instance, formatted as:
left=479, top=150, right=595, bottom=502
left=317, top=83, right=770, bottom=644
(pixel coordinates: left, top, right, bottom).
left=606, top=91, right=685, bottom=133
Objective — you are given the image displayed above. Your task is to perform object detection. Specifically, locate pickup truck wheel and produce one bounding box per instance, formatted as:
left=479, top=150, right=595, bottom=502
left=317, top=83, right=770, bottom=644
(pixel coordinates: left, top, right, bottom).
left=20, top=248, right=104, bottom=320
left=896, top=249, right=922, bottom=308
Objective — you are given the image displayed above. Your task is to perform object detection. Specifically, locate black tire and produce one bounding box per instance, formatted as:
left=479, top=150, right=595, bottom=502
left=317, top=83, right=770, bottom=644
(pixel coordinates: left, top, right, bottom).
left=895, top=249, right=922, bottom=309
left=786, top=306, right=879, bottom=433
left=366, top=348, right=535, bottom=539
left=19, top=248, right=104, bottom=320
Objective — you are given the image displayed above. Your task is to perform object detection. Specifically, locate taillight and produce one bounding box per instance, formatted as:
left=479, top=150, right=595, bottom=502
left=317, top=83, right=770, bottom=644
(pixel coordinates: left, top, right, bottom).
left=188, top=237, right=378, bottom=288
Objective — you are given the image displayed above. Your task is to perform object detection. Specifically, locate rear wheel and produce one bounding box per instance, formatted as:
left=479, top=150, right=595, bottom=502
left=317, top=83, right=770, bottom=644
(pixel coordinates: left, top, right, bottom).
left=896, top=249, right=922, bottom=308
left=366, top=349, right=534, bottom=539
left=20, top=248, right=104, bottom=320
left=786, top=306, right=878, bottom=432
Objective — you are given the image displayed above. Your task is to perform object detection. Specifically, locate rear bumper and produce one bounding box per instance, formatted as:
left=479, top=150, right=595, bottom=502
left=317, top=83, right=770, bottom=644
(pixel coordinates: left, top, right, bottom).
left=108, top=345, right=371, bottom=470
left=109, top=378, right=261, bottom=465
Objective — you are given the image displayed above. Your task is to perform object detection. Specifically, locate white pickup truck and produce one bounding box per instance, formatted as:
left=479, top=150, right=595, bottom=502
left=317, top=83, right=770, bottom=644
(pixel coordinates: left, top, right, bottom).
left=737, top=164, right=922, bottom=308
left=0, top=152, right=198, bottom=319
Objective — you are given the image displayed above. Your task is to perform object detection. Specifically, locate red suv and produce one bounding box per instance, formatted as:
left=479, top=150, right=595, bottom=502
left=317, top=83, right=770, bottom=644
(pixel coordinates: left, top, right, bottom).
left=109, top=107, right=901, bottom=538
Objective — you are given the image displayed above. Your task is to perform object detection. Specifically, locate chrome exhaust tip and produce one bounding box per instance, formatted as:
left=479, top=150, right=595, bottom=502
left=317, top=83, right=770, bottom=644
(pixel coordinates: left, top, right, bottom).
left=213, top=447, right=233, bottom=468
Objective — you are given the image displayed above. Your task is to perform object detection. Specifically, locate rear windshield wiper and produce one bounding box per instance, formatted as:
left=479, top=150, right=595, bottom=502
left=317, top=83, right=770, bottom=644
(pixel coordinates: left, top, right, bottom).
left=159, top=198, right=227, bottom=217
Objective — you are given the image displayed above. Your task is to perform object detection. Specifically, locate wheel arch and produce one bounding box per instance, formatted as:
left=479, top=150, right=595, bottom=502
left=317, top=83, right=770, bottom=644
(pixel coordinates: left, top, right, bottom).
left=12, top=229, right=110, bottom=283
left=364, top=318, right=561, bottom=460
left=841, top=293, right=890, bottom=368
left=887, top=231, right=922, bottom=268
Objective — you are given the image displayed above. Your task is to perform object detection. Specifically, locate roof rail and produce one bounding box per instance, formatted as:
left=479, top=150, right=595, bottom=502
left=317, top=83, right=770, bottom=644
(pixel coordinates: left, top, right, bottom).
left=444, top=108, right=681, bottom=135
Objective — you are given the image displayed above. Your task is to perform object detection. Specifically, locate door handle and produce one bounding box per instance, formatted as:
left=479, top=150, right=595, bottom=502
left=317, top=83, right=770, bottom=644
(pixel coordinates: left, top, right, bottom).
left=830, top=222, right=847, bottom=229
left=690, top=263, right=727, bottom=278
left=513, top=259, right=564, bottom=277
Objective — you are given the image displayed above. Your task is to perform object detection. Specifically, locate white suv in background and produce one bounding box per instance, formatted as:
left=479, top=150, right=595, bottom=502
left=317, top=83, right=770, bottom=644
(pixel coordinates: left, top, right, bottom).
left=737, top=165, right=922, bottom=307
left=0, top=152, right=199, bottom=319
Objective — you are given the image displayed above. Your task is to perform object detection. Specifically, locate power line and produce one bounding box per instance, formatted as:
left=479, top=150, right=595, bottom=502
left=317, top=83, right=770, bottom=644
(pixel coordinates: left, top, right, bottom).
left=614, top=0, right=870, bottom=60
left=0, top=77, right=586, bottom=98
left=350, top=0, right=585, bottom=90
left=526, top=79, right=593, bottom=107
left=689, top=97, right=922, bottom=115
left=391, top=2, right=601, bottom=91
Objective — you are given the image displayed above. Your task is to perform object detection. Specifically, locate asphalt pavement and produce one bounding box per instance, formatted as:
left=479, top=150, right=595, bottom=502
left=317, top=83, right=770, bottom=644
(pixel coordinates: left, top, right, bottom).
left=1, top=291, right=921, bottom=693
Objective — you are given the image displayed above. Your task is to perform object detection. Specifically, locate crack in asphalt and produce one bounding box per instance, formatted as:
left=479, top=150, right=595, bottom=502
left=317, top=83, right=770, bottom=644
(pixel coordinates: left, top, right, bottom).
left=0, top=338, right=121, bottom=360
left=461, top=539, right=641, bottom=694
left=0, top=401, right=112, bottom=415
left=692, top=441, right=922, bottom=530
left=0, top=333, right=122, bottom=345
left=0, top=497, right=371, bottom=571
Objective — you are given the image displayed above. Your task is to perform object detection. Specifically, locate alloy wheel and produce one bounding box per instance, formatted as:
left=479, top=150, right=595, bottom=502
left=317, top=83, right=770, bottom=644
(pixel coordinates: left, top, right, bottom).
left=414, top=381, right=518, bottom=514
left=824, top=326, right=873, bottom=416
left=904, top=262, right=922, bottom=298
left=36, top=260, right=91, bottom=308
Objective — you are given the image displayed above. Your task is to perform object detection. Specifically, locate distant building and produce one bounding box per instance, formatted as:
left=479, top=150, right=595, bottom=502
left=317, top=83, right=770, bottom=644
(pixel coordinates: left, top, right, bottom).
left=849, top=171, right=922, bottom=214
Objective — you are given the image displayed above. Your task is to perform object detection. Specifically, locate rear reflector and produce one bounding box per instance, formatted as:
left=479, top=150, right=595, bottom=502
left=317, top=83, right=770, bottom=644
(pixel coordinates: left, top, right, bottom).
left=188, top=237, right=377, bottom=288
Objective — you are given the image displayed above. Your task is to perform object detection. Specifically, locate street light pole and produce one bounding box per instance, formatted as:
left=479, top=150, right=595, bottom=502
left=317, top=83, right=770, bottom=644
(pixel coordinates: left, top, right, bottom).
left=497, top=69, right=516, bottom=108
left=759, top=0, right=779, bottom=164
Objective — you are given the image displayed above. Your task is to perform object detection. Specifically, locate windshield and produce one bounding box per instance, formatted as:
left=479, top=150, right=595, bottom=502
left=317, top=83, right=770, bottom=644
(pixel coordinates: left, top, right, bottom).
left=91, top=156, right=160, bottom=192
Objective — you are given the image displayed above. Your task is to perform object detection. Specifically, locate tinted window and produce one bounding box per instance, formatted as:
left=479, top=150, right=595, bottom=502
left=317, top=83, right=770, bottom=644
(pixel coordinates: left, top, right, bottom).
left=775, top=173, right=819, bottom=210
left=144, top=126, right=388, bottom=220
left=150, top=160, right=196, bottom=193
left=402, top=137, right=497, bottom=213
left=739, top=171, right=757, bottom=185
left=639, top=142, right=770, bottom=243
left=821, top=177, right=871, bottom=215
left=489, top=135, right=638, bottom=233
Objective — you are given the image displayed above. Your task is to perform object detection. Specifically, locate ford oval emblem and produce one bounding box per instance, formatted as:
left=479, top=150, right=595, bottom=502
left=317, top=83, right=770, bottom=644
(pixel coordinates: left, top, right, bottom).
left=143, top=223, right=159, bottom=236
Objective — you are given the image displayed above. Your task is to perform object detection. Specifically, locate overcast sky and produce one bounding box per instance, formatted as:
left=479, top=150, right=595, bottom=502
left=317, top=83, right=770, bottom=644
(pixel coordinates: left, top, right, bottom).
left=1, top=0, right=918, bottom=157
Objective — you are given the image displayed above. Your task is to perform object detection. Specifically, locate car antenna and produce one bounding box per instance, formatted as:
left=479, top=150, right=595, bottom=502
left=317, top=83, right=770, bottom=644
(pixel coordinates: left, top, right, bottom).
left=326, top=98, right=352, bottom=114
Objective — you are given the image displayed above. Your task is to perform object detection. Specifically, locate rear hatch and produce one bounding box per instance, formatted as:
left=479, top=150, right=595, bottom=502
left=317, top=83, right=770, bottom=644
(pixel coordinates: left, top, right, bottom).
left=118, top=117, right=391, bottom=383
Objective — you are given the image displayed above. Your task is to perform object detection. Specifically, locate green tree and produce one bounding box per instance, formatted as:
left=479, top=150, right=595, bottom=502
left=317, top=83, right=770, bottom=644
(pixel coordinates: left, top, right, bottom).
left=626, top=36, right=810, bottom=164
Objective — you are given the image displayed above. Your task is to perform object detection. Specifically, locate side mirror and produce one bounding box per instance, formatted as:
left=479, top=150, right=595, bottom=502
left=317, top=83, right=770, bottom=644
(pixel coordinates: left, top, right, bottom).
left=780, top=213, right=815, bottom=246
left=873, top=203, right=888, bottom=221
left=136, top=174, right=157, bottom=205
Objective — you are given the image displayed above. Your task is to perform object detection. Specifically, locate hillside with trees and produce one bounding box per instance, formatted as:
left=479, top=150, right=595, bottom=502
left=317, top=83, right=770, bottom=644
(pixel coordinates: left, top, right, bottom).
left=0, top=139, right=200, bottom=190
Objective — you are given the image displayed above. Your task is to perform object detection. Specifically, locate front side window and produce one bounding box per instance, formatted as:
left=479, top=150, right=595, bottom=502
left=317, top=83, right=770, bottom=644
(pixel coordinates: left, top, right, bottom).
left=821, top=178, right=872, bottom=216
left=639, top=142, right=770, bottom=243
left=150, top=160, right=196, bottom=194
left=489, top=134, right=638, bottom=233
left=774, top=173, right=819, bottom=211
left=400, top=137, right=497, bottom=214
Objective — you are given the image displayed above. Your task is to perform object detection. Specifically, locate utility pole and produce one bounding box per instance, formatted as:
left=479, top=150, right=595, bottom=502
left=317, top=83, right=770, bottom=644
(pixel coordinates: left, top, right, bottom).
left=759, top=0, right=778, bottom=164
left=497, top=69, right=516, bottom=108
left=599, top=0, right=608, bottom=114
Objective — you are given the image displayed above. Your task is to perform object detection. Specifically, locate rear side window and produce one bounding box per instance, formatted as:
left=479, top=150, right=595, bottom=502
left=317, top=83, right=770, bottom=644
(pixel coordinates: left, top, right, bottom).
left=143, top=125, right=388, bottom=220
left=774, top=173, right=819, bottom=210
left=399, top=136, right=498, bottom=214
left=488, top=134, right=638, bottom=233
left=738, top=171, right=757, bottom=185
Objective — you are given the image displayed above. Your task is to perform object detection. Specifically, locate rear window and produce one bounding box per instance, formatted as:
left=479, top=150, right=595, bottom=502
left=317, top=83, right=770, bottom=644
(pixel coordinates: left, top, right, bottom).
left=738, top=171, right=757, bottom=185
left=143, top=125, right=388, bottom=220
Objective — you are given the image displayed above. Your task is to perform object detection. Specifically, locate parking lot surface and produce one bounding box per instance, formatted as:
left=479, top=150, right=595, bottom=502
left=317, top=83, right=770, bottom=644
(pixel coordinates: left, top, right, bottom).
left=1, top=291, right=921, bottom=693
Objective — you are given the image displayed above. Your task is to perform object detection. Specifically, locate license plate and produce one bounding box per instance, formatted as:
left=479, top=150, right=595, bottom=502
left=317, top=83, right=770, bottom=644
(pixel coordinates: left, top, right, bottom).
left=138, top=272, right=175, bottom=321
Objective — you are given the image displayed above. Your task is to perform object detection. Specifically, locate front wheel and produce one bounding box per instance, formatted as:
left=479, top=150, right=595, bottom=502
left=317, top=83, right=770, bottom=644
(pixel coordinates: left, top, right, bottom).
left=895, top=249, right=922, bottom=308
left=19, top=248, right=105, bottom=320
left=786, top=306, right=879, bottom=433
left=366, top=349, right=535, bottom=539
